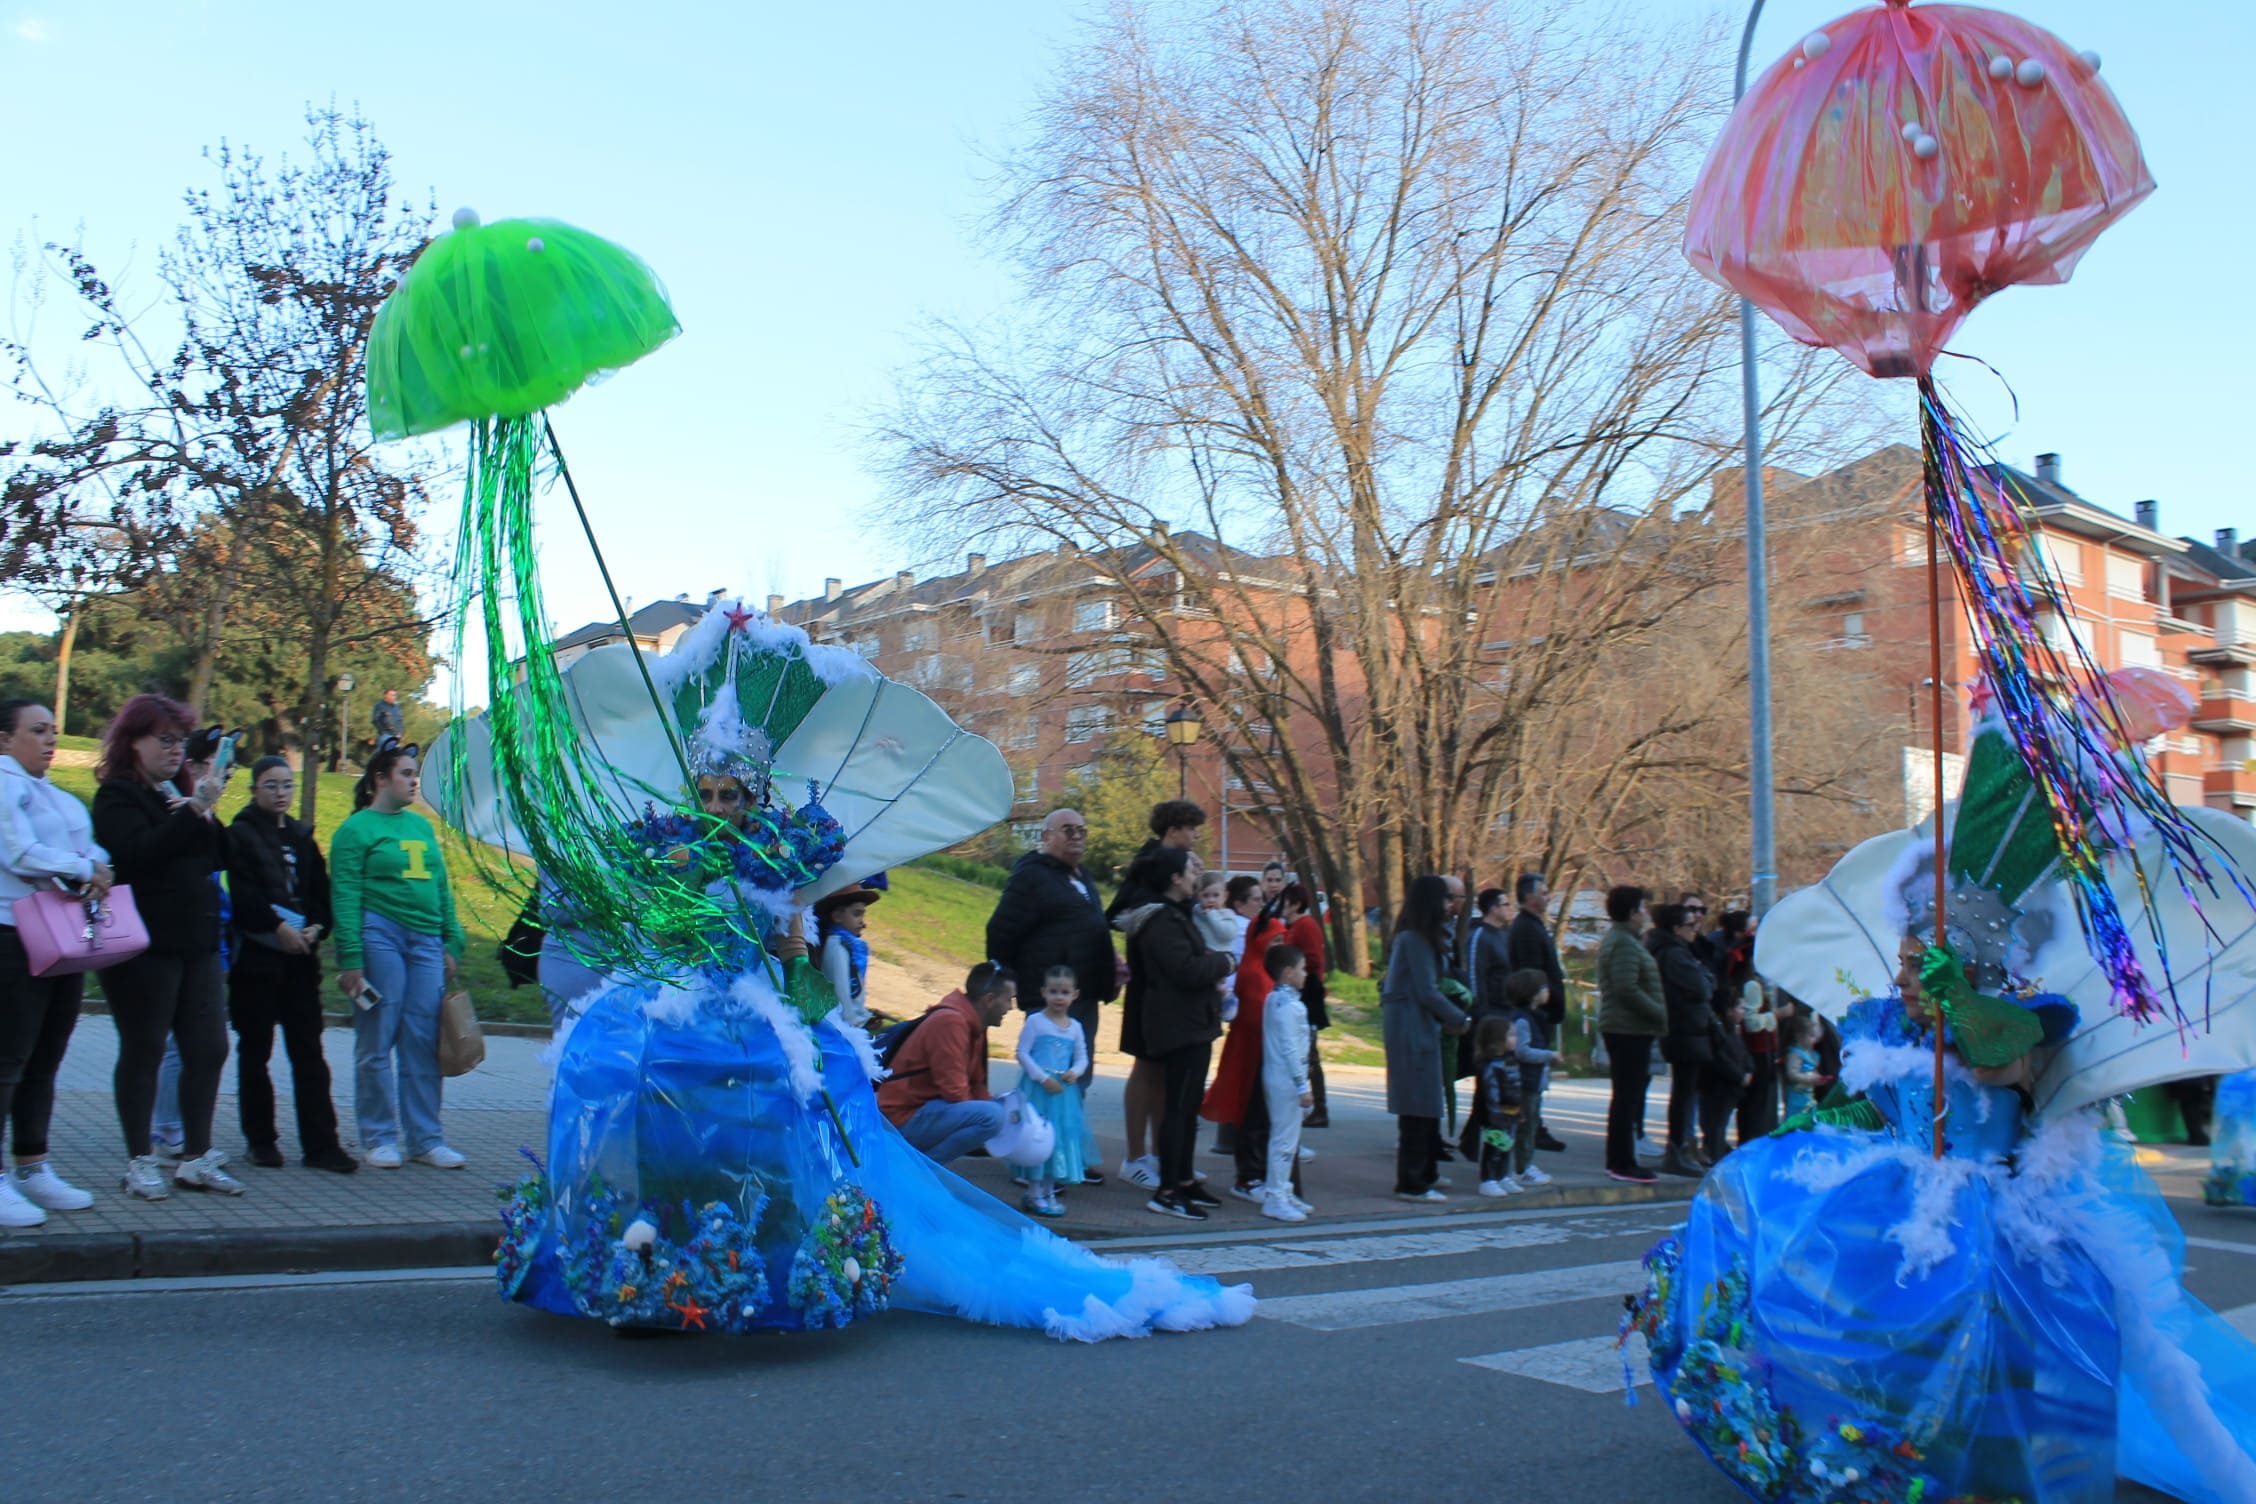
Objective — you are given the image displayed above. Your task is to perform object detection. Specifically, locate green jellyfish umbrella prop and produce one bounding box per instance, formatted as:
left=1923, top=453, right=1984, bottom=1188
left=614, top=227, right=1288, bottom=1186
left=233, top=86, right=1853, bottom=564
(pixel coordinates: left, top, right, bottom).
left=363, top=208, right=730, bottom=972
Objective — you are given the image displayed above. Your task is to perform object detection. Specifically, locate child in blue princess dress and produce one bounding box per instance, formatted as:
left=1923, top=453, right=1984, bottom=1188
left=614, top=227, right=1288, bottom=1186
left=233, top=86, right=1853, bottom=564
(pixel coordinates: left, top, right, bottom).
left=1015, top=967, right=1092, bottom=1218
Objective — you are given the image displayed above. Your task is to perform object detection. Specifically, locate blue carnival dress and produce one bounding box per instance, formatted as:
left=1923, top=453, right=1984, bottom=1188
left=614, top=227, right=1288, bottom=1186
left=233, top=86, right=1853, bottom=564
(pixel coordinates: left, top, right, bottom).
left=2206, top=1069, right=2256, bottom=1209
left=1626, top=997, right=2256, bottom=1504
left=497, top=956, right=1252, bottom=1342
left=1023, top=1031, right=1091, bottom=1187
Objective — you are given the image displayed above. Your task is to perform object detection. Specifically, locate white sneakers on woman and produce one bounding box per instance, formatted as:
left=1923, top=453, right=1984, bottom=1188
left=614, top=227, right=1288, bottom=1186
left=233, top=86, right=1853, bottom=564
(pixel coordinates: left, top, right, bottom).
left=122, top=1155, right=171, bottom=1200
left=173, top=1149, right=245, bottom=1195
left=413, top=1146, right=466, bottom=1170
left=0, top=1179, right=46, bottom=1227
left=14, top=1163, right=93, bottom=1211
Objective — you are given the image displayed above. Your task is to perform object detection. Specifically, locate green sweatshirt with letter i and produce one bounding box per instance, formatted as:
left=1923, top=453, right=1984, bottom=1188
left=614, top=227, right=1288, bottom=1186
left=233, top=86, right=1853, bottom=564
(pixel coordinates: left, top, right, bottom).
left=329, top=806, right=467, bottom=967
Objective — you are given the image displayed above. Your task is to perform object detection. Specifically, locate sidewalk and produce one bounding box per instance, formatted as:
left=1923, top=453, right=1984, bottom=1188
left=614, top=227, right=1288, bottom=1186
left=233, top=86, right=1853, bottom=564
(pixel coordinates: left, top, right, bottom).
left=0, top=1011, right=1698, bottom=1283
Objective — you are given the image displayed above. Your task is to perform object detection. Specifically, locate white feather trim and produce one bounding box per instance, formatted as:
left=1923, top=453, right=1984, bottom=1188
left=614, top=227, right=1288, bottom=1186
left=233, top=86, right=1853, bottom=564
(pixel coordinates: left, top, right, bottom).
left=730, top=970, right=822, bottom=1103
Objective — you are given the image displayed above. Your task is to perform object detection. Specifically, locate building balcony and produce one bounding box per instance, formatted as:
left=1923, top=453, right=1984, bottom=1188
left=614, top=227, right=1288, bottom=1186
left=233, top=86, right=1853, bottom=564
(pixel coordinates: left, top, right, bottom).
left=2202, top=765, right=2256, bottom=806
left=2188, top=640, right=2256, bottom=668
left=2195, top=697, right=2256, bottom=734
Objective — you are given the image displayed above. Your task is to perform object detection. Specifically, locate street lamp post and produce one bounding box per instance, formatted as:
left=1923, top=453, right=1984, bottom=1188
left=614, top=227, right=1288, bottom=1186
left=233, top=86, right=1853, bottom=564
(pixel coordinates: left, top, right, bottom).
left=1736, top=0, right=1778, bottom=921
left=334, top=673, right=357, bottom=774
left=1163, top=704, right=1203, bottom=800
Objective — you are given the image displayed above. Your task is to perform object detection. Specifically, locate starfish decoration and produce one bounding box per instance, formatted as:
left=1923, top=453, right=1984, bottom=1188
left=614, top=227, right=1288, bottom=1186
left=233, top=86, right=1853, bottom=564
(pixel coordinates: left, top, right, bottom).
left=669, top=1295, right=711, bottom=1331
left=723, top=603, right=757, bottom=633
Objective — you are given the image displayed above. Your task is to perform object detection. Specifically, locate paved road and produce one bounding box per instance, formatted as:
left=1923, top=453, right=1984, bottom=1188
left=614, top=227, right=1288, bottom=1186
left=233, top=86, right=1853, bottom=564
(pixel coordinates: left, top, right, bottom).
left=11, top=1197, right=2256, bottom=1502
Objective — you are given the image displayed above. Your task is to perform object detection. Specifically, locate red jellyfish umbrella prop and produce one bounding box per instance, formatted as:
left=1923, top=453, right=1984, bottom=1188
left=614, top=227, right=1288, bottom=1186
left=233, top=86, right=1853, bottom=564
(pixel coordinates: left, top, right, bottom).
left=1687, top=0, right=2151, bottom=380
left=1685, top=3, right=2247, bottom=1051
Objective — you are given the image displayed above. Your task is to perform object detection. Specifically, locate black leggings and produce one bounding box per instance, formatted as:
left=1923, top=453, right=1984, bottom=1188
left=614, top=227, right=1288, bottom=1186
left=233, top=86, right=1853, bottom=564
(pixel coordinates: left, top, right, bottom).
left=230, top=946, right=341, bottom=1155
left=106, top=950, right=226, bottom=1159
left=1666, top=1054, right=1706, bottom=1152
left=1154, top=1041, right=1212, bottom=1191
left=0, top=927, right=84, bottom=1160
left=1395, top=1114, right=1441, bottom=1193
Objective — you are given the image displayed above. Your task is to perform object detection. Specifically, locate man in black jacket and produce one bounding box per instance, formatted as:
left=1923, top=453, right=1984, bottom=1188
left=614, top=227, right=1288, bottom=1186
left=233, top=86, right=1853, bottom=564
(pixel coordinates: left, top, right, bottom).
left=1504, top=873, right=1571, bottom=1154
left=985, top=809, right=1116, bottom=1181
left=226, top=758, right=357, bottom=1173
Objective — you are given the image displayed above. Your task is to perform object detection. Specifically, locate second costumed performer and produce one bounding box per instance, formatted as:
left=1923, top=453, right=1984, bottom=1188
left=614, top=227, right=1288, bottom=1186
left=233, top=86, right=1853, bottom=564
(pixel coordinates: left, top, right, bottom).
left=438, top=601, right=1254, bottom=1342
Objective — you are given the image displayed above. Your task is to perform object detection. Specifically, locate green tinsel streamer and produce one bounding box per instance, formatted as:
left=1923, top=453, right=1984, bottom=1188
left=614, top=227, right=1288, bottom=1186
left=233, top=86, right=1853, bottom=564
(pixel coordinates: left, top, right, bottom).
left=442, top=415, right=764, bottom=979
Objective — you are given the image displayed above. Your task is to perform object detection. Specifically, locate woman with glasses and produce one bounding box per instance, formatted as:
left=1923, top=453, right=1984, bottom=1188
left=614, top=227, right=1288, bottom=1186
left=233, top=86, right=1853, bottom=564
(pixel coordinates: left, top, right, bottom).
left=91, top=695, right=240, bottom=1199
left=332, top=740, right=466, bottom=1170
left=226, top=757, right=355, bottom=1172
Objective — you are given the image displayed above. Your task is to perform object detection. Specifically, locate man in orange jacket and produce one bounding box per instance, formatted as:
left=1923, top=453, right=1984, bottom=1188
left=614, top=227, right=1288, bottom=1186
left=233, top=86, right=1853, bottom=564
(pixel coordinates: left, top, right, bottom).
left=878, top=962, right=1016, bottom=1164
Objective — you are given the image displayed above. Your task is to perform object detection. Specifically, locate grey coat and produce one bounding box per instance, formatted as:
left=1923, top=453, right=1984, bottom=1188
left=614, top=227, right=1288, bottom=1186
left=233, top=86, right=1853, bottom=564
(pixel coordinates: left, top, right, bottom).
left=1380, top=930, right=1468, bottom=1119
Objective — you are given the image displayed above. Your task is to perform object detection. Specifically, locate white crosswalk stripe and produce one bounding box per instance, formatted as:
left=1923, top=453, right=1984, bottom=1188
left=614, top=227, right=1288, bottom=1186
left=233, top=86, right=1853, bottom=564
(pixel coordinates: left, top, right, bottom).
left=1462, top=1334, right=1652, bottom=1394
left=1252, top=1259, right=1643, bottom=1332
left=1152, top=1217, right=1678, bottom=1276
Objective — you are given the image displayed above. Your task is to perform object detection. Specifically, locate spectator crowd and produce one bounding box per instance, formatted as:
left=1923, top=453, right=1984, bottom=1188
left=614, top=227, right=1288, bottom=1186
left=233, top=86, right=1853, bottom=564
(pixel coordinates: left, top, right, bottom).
left=0, top=691, right=465, bottom=1228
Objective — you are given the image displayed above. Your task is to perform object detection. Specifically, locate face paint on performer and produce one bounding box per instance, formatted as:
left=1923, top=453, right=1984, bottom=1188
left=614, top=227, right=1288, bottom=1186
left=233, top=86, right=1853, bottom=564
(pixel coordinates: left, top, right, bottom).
left=697, top=774, right=752, bottom=831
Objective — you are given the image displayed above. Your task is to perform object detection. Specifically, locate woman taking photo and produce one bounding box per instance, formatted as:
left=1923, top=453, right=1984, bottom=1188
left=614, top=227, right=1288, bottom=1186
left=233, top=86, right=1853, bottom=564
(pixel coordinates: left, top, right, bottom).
left=1382, top=874, right=1470, bottom=1202
left=0, top=699, right=112, bottom=1224
left=92, top=694, right=238, bottom=1199
left=227, top=757, right=355, bottom=1173
left=332, top=741, right=467, bottom=1170
left=1115, top=846, right=1233, bottom=1221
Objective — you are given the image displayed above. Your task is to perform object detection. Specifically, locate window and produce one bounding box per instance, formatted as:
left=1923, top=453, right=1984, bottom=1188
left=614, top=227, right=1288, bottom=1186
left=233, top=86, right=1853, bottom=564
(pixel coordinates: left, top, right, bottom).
left=1073, top=598, right=1118, bottom=633
left=1065, top=705, right=1114, bottom=744
left=2034, top=537, right=2084, bottom=586
left=2105, top=553, right=2146, bottom=600
left=1014, top=610, right=1043, bottom=642
left=1139, top=700, right=1170, bottom=737
left=2117, top=629, right=2160, bottom=669
left=848, top=638, right=880, bottom=660
left=1015, top=767, right=1039, bottom=804
left=1066, top=649, right=1130, bottom=687
left=900, top=620, right=937, bottom=653
left=1840, top=611, right=1868, bottom=647
left=1008, top=663, right=1041, bottom=697
left=1006, top=723, right=1039, bottom=751
left=1899, top=529, right=1926, bottom=567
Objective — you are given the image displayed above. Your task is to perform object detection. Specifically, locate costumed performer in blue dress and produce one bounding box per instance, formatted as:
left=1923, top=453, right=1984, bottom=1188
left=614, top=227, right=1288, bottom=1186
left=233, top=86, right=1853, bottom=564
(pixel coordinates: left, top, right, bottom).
left=1624, top=705, right=2256, bottom=1503
left=436, top=599, right=1254, bottom=1342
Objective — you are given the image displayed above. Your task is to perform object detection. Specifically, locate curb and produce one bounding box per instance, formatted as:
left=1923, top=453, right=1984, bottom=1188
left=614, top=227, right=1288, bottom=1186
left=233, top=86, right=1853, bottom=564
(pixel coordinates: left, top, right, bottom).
left=0, top=1220, right=497, bottom=1288
left=0, top=1178, right=1698, bottom=1287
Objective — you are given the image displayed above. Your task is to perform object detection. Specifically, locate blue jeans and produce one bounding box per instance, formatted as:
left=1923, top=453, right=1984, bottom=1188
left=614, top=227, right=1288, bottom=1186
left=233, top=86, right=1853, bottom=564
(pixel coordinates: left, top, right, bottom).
left=900, top=1098, right=1005, bottom=1164
left=354, top=911, right=448, bottom=1154
left=153, top=1037, right=183, bottom=1145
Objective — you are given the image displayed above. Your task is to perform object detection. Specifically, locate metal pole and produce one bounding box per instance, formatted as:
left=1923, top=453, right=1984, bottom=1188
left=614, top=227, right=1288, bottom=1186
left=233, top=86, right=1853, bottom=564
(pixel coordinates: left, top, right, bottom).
left=1736, top=0, right=1777, bottom=920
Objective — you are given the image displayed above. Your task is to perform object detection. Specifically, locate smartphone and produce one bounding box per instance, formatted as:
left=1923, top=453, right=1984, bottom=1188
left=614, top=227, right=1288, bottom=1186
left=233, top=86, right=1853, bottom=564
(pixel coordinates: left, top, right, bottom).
left=355, top=982, right=383, bottom=1011
left=212, top=732, right=240, bottom=782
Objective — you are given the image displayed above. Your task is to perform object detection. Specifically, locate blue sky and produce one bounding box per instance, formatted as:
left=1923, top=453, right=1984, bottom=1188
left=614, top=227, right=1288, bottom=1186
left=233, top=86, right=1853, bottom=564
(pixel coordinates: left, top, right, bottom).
left=2, top=1, right=2249, bottom=671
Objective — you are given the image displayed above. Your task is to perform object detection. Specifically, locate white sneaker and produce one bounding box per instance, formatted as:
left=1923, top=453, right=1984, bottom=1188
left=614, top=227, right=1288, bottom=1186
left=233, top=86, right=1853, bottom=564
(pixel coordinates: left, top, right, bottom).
left=122, top=1155, right=170, bottom=1200
left=1519, top=1165, right=1553, bottom=1187
left=1289, top=1193, right=1314, bottom=1214
left=15, top=1163, right=94, bottom=1211
left=173, top=1149, right=245, bottom=1196
left=1431, top=1173, right=1453, bottom=1189
left=1479, top=1177, right=1522, bottom=1197
left=365, top=1144, right=403, bottom=1169
left=1120, top=1156, right=1160, bottom=1190
left=413, top=1145, right=467, bottom=1170
left=1260, top=1195, right=1307, bottom=1223
left=1295, top=1145, right=1318, bottom=1162
left=1395, top=1187, right=1448, bottom=1203
left=1635, top=1136, right=1663, bottom=1162
left=0, top=1179, right=46, bottom=1227
left=1228, top=1181, right=1265, bottom=1204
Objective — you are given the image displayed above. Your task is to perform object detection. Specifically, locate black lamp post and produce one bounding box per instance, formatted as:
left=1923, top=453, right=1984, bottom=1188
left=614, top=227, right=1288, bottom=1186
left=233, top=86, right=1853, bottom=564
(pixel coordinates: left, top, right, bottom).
left=1163, top=704, right=1203, bottom=799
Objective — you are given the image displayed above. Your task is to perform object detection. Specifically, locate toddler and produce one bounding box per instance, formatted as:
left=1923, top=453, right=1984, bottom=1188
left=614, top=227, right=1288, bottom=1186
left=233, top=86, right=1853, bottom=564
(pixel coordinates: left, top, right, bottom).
left=1015, top=966, right=1091, bottom=1217
left=1471, top=1013, right=1525, bottom=1197
left=1259, top=943, right=1314, bottom=1222
left=1782, top=1013, right=1823, bottom=1118
left=1500, top=968, right=1561, bottom=1188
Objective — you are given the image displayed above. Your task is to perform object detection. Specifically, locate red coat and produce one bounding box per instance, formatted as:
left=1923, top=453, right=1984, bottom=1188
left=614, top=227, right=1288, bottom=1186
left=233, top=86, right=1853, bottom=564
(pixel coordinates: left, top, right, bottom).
left=1202, top=916, right=1283, bottom=1125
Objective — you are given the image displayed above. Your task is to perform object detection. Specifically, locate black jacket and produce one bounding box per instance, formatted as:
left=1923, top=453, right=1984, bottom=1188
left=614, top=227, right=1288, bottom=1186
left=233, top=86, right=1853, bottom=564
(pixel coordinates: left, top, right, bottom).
left=1505, top=908, right=1568, bottom=1030
left=1649, top=930, right=1716, bottom=1064
left=92, top=778, right=226, bottom=956
left=1104, top=838, right=1166, bottom=923
left=1120, top=898, right=1233, bottom=1058
left=985, top=849, right=1118, bottom=1006
left=226, top=806, right=333, bottom=946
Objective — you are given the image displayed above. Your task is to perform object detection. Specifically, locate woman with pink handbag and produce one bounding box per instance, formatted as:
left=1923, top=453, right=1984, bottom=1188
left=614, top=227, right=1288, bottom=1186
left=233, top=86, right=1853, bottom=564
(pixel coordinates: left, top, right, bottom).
left=91, top=695, right=241, bottom=1200
left=0, top=699, right=113, bottom=1227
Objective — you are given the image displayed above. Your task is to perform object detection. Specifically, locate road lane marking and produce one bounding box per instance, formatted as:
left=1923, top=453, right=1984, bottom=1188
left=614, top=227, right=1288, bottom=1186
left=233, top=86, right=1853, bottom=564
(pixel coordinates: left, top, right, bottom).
left=1253, top=1259, right=1644, bottom=1331
left=1, top=1265, right=492, bottom=1299
left=1151, top=1219, right=1677, bottom=1276
left=1462, top=1333, right=1652, bottom=1394
left=1085, top=1197, right=1671, bottom=1253
left=2188, top=1236, right=2256, bottom=1258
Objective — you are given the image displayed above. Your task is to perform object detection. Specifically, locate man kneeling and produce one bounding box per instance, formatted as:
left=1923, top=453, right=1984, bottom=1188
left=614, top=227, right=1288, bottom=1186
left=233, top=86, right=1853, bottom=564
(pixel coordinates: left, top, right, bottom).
left=878, top=962, right=1015, bottom=1163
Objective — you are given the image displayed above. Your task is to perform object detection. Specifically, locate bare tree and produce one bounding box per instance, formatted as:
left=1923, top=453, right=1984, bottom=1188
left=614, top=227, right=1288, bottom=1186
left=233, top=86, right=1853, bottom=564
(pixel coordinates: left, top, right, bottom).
left=879, top=0, right=1868, bottom=967
left=2, top=106, right=437, bottom=812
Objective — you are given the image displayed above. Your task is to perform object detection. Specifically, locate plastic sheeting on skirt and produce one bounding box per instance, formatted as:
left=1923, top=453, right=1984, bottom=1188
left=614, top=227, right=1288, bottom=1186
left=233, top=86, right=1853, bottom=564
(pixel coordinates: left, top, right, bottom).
left=501, top=968, right=1254, bottom=1342
left=1626, top=1061, right=2256, bottom=1503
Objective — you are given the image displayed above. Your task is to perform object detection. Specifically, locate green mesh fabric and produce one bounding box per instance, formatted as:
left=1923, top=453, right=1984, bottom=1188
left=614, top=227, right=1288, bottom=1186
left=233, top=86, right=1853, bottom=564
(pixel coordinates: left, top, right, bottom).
left=1920, top=944, right=2044, bottom=1069
left=366, top=218, right=678, bottom=440
left=785, top=957, right=840, bottom=1027
left=1945, top=728, right=2060, bottom=903
left=670, top=646, right=830, bottom=766
left=1771, top=1097, right=1886, bottom=1138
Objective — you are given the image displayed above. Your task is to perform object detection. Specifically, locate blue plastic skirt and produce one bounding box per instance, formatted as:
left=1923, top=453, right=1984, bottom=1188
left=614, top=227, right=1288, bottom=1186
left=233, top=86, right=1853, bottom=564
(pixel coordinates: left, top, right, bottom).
left=2206, top=1069, right=2256, bottom=1208
left=1629, top=1114, right=2256, bottom=1503
left=499, top=969, right=1254, bottom=1342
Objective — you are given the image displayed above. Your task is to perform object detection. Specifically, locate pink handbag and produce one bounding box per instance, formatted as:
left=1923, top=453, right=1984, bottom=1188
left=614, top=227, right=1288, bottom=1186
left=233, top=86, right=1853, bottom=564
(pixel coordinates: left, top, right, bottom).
left=12, top=885, right=149, bottom=976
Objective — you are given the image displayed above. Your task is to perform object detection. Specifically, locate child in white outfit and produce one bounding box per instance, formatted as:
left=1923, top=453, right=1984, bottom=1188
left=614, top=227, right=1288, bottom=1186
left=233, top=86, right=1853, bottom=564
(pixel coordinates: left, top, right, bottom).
left=1260, top=941, right=1315, bottom=1223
